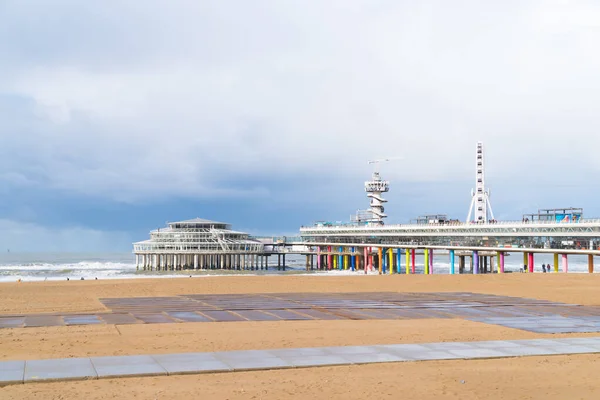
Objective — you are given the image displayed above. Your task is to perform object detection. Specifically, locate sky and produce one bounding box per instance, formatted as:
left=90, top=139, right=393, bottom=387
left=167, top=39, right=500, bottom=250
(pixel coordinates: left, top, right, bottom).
left=1, top=0, right=600, bottom=252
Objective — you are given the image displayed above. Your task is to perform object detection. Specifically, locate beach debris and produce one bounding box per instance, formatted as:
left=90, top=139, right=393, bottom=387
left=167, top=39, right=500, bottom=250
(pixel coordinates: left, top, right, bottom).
left=460, top=380, right=466, bottom=384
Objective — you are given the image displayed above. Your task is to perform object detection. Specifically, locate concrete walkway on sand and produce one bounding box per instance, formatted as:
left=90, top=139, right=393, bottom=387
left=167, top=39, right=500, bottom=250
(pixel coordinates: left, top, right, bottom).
left=2, top=337, right=600, bottom=386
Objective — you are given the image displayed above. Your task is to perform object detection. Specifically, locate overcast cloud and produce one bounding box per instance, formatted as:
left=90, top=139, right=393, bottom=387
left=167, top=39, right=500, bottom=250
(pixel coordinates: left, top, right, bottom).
left=1, top=0, right=600, bottom=250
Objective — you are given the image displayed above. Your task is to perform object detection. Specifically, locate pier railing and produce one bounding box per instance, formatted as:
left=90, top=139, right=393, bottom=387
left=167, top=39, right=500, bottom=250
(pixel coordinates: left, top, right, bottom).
left=301, top=218, right=600, bottom=230
left=253, top=236, right=303, bottom=244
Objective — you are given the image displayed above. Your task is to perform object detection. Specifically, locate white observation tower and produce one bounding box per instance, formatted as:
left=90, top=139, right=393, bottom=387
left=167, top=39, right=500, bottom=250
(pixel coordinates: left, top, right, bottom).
left=364, top=159, right=391, bottom=224
left=466, top=142, right=495, bottom=223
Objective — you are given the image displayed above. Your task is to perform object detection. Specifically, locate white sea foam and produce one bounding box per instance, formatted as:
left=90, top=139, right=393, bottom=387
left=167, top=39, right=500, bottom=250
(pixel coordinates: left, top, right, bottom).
left=0, top=252, right=595, bottom=282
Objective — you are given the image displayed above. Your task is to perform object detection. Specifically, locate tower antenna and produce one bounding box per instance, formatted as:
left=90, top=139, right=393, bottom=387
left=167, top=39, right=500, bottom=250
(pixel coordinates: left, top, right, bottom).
left=466, top=142, right=495, bottom=223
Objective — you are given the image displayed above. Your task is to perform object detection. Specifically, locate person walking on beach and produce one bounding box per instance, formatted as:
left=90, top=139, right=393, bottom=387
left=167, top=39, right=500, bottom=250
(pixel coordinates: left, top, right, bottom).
left=542, top=264, right=546, bottom=273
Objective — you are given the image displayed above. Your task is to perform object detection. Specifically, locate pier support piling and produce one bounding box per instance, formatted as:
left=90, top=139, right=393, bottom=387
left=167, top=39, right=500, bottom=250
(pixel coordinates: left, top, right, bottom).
left=528, top=253, right=534, bottom=273
left=589, top=254, right=594, bottom=273
left=449, top=250, right=455, bottom=274
left=430, top=249, right=434, bottom=274
left=483, top=256, right=488, bottom=274
left=473, top=251, right=479, bottom=274
left=562, top=254, right=568, bottom=273
left=317, top=247, right=321, bottom=270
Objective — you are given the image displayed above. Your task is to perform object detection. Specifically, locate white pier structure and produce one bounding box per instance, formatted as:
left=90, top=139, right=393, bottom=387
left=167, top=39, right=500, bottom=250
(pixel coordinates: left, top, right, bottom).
left=467, top=142, right=494, bottom=223
left=133, top=218, right=266, bottom=270
left=300, top=219, right=600, bottom=248
left=351, top=158, right=398, bottom=225
left=301, top=141, right=600, bottom=249
left=364, top=170, right=389, bottom=224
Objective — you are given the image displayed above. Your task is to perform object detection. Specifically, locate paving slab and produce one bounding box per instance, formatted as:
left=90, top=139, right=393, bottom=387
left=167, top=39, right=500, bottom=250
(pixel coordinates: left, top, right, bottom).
left=167, top=311, right=212, bottom=322
left=381, top=344, right=460, bottom=361
left=24, top=315, right=64, bottom=327
left=0, top=360, right=25, bottom=386
left=329, top=309, right=378, bottom=319
left=496, top=346, right=555, bottom=356
left=91, top=355, right=167, bottom=379
left=405, top=351, right=462, bottom=361
left=528, top=327, right=581, bottom=334
left=234, top=310, right=281, bottom=321
left=201, top=311, right=246, bottom=322
left=554, top=337, right=600, bottom=346
left=264, top=309, right=314, bottom=320
left=380, top=343, right=431, bottom=354
left=297, top=308, right=346, bottom=320
left=63, top=315, right=103, bottom=326
left=421, top=342, right=475, bottom=351
left=340, top=352, right=410, bottom=364
left=133, top=313, right=177, bottom=324
left=280, top=354, right=351, bottom=367
left=542, top=345, right=600, bottom=355
left=508, top=339, right=566, bottom=347
left=99, top=313, right=141, bottom=325
left=25, top=358, right=97, bottom=383
left=0, top=318, right=25, bottom=329
left=215, top=350, right=278, bottom=361
left=472, top=340, right=528, bottom=349
left=447, top=348, right=512, bottom=359
left=152, top=353, right=231, bottom=375
left=220, top=357, right=292, bottom=371
left=321, top=345, right=382, bottom=355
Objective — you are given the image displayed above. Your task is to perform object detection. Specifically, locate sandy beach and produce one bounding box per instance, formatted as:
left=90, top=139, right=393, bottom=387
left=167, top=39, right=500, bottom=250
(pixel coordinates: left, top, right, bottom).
left=2, top=274, right=600, bottom=399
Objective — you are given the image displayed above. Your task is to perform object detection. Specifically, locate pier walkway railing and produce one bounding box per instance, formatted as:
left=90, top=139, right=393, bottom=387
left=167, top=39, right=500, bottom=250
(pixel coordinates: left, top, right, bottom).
left=299, top=219, right=600, bottom=238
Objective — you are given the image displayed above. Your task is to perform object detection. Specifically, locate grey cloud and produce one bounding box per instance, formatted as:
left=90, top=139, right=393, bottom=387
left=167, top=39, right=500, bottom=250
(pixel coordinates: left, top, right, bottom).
left=0, top=219, right=132, bottom=252
left=0, top=0, right=599, bottom=211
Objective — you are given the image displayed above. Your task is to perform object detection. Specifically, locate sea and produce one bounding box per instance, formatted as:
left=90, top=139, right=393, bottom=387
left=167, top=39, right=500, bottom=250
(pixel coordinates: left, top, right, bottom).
left=0, top=252, right=595, bottom=282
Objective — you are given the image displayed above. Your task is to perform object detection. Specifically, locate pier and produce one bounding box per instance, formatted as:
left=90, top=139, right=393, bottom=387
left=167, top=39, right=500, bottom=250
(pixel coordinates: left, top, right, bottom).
left=133, top=218, right=283, bottom=271
left=134, top=142, right=600, bottom=274
left=287, top=142, right=600, bottom=274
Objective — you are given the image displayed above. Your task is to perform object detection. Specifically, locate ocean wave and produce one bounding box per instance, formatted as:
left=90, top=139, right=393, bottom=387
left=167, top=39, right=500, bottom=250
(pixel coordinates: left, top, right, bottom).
left=0, top=261, right=135, bottom=271
left=0, top=253, right=595, bottom=283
